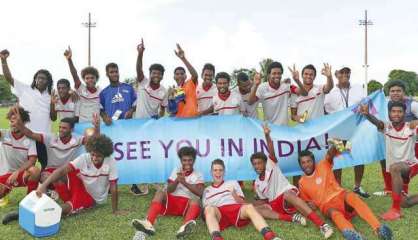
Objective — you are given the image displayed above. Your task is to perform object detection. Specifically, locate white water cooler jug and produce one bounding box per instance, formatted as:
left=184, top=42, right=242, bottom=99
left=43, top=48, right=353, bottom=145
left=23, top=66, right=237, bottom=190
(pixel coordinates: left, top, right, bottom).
left=19, top=191, right=62, bottom=237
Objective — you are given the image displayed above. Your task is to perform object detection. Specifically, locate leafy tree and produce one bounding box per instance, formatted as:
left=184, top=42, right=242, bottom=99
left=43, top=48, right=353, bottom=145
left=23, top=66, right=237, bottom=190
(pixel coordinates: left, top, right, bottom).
left=124, top=77, right=138, bottom=89
left=384, top=69, right=418, bottom=96
left=0, top=75, right=14, bottom=101
left=259, top=58, right=273, bottom=82
left=367, top=79, right=383, bottom=95
left=230, top=68, right=256, bottom=88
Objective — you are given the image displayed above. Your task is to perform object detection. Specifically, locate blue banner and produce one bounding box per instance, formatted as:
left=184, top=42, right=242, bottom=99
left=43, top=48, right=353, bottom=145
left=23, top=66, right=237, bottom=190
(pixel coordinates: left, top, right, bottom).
left=74, top=91, right=387, bottom=184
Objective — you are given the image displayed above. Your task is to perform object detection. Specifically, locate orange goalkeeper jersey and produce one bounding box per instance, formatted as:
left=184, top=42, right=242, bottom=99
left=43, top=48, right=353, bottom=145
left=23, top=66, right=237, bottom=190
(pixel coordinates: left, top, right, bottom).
left=299, top=159, right=345, bottom=213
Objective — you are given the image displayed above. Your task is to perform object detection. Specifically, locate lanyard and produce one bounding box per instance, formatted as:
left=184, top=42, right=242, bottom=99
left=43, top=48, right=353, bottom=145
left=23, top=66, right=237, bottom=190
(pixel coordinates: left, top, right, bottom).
left=339, top=86, right=350, bottom=108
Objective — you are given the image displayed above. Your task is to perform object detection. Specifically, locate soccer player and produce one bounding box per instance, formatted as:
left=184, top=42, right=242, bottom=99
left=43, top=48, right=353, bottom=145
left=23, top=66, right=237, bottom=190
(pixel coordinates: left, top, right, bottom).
left=167, top=44, right=199, bottom=117
left=64, top=46, right=101, bottom=123
left=50, top=78, right=80, bottom=122
left=1, top=49, right=53, bottom=170
left=131, top=147, right=203, bottom=239
left=135, top=38, right=168, bottom=119
left=374, top=80, right=418, bottom=196
left=248, top=62, right=306, bottom=125
left=199, top=72, right=244, bottom=115
left=252, top=123, right=333, bottom=239
left=360, top=101, right=418, bottom=221
left=298, top=145, right=393, bottom=239
left=0, top=107, right=40, bottom=216
left=196, top=63, right=217, bottom=113
left=203, top=159, right=281, bottom=240
left=99, top=62, right=136, bottom=125
left=14, top=109, right=99, bottom=201
left=233, top=72, right=259, bottom=118
left=2, top=134, right=124, bottom=224
left=290, top=63, right=334, bottom=123
left=324, top=67, right=369, bottom=198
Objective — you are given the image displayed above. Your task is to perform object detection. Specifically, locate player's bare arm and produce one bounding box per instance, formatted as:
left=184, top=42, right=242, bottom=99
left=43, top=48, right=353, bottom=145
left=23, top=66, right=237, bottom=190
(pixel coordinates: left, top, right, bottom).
left=136, top=38, right=145, bottom=83
left=36, top=164, right=73, bottom=197
left=359, top=104, right=384, bottom=131
left=263, top=122, right=277, bottom=163
left=248, top=72, right=261, bottom=105
left=174, top=43, right=198, bottom=85
left=288, top=64, right=308, bottom=96
left=322, top=63, right=334, bottom=94
left=64, top=46, right=82, bottom=89
left=12, top=106, right=43, bottom=143
left=0, top=49, right=14, bottom=86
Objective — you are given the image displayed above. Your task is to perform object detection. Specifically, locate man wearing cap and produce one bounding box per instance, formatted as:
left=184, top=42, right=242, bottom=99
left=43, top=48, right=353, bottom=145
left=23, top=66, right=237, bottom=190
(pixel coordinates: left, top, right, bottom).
left=324, top=67, right=370, bottom=198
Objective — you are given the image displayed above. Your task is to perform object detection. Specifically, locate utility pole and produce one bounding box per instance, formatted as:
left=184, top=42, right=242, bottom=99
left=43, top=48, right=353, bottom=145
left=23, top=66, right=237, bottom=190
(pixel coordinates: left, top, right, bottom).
left=359, top=10, right=373, bottom=95
left=82, top=12, right=96, bottom=66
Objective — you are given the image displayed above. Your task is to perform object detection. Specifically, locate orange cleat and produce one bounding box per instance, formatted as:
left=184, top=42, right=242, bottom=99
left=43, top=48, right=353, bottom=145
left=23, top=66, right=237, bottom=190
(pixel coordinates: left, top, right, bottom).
left=380, top=208, right=401, bottom=221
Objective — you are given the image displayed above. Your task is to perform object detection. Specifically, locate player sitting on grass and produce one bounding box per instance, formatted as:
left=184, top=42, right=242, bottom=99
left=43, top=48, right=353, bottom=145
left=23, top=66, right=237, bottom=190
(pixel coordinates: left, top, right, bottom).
left=13, top=107, right=100, bottom=201
left=0, top=107, right=40, bottom=219
left=360, top=101, right=418, bottom=221
left=2, top=134, right=125, bottom=224
left=203, top=159, right=281, bottom=240
left=131, top=146, right=204, bottom=239
left=297, top=143, right=393, bottom=240
left=251, top=123, right=333, bottom=239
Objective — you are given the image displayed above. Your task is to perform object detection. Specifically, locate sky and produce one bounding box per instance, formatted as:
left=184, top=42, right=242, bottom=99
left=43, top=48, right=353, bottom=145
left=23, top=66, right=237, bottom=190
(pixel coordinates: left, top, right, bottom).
left=0, top=0, right=417, bottom=88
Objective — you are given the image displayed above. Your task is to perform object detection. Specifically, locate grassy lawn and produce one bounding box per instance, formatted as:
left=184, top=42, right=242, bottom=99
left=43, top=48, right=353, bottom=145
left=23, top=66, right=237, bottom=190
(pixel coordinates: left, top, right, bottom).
left=1, top=107, right=417, bottom=239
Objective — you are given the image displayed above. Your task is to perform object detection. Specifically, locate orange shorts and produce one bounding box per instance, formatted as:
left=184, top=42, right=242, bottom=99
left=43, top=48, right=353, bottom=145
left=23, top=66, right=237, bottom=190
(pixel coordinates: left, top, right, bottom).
left=322, top=191, right=356, bottom=221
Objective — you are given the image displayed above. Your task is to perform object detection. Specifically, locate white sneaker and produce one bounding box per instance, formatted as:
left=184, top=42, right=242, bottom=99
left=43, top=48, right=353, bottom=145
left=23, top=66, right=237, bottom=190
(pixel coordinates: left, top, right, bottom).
left=46, top=189, right=59, bottom=201
left=373, top=190, right=390, bottom=197
left=272, top=237, right=282, bottom=240
left=292, top=213, right=307, bottom=226
left=132, top=219, right=155, bottom=235
left=176, top=220, right=196, bottom=239
left=132, top=231, right=147, bottom=240
left=320, top=223, right=333, bottom=239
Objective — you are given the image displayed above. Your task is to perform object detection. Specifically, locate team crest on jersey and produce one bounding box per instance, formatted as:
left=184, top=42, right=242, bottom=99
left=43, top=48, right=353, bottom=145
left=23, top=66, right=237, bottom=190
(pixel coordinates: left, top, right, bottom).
left=315, top=177, right=322, bottom=185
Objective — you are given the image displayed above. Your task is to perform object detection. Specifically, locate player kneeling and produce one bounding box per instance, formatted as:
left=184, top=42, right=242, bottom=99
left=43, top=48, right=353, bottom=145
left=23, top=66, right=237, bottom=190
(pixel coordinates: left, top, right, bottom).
left=203, top=159, right=281, bottom=240
left=0, top=107, right=40, bottom=223
left=132, top=146, right=203, bottom=239
left=251, top=123, right=333, bottom=239
left=2, top=134, right=123, bottom=224
left=298, top=145, right=392, bottom=240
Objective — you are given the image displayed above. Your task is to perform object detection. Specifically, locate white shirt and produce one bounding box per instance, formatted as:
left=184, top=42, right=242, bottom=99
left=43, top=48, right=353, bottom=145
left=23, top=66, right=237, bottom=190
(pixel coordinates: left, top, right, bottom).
left=41, top=134, right=84, bottom=168
left=167, top=167, right=204, bottom=199
left=196, top=82, right=217, bottom=112
left=0, top=130, right=37, bottom=175
left=256, top=82, right=293, bottom=125
left=12, top=80, right=51, bottom=133
left=55, top=97, right=80, bottom=119
left=135, top=77, right=168, bottom=119
left=382, top=122, right=418, bottom=171
left=213, top=91, right=244, bottom=115
left=75, top=83, right=101, bottom=122
left=324, top=84, right=365, bottom=113
left=202, top=180, right=244, bottom=208
left=292, top=84, right=326, bottom=120
left=254, top=158, right=295, bottom=201
left=233, top=88, right=258, bottom=118
left=70, top=153, right=118, bottom=204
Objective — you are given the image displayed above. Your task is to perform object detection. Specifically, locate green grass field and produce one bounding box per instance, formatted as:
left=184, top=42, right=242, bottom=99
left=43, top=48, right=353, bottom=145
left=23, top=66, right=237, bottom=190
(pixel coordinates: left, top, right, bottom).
left=0, top=107, right=417, bottom=239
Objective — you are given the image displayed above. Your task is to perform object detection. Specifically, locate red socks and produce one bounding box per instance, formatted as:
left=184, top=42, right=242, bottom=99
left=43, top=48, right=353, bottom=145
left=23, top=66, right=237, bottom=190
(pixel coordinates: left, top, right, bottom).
left=278, top=213, right=293, bottom=222
left=391, top=192, right=402, bottom=211
left=147, top=201, right=163, bottom=225
left=184, top=204, right=200, bottom=223
left=382, top=170, right=392, bottom=192
left=26, top=180, right=38, bottom=193
left=53, top=183, right=71, bottom=202
left=307, top=212, right=325, bottom=228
